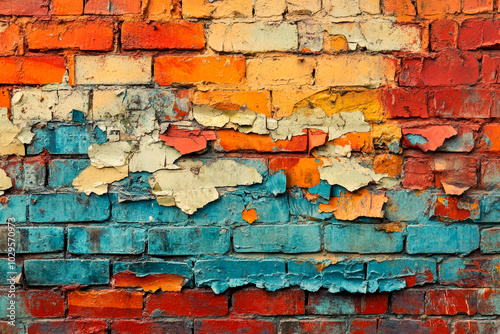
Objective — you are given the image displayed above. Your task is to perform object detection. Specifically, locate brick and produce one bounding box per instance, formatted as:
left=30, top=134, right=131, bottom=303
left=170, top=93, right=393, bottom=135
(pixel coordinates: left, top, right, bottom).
left=28, top=320, right=107, bottom=334
left=478, top=289, right=500, bottom=314
left=0, top=259, right=22, bottom=284
left=232, top=288, right=305, bottom=315
left=325, top=224, right=403, bottom=253
left=69, top=290, right=143, bottom=318
left=0, top=321, right=23, bottom=334
left=84, top=0, right=141, bottom=14
left=0, top=289, right=65, bottom=318
left=459, top=19, right=500, bottom=50
left=269, top=157, right=321, bottom=188
left=434, top=157, right=478, bottom=191
left=25, top=259, right=109, bottom=286
left=481, top=195, right=500, bottom=222
left=122, top=21, right=204, bottom=50
left=402, top=158, right=434, bottom=190
left=75, top=55, right=151, bottom=85
left=195, top=319, right=276, bottom=334
left=0, top=227, right=63, bottom=253
left=417, top=0, right=460, bottom=15
left=111, top=320, right=191, bottom=334
left=145, top=289, right=228, bottom=317
left=48, top=159, right=91, bottom=188
left=0, top=195, right=27, bottom=223
left=182, top=0, right=252, bottom=18
left=0, top=23, right=21, bottom=56
left=464, top=0, right=493, bottom=13
left=481, top=124, right=500, bottom=151
left=246, top=57, right=315, bottom=86
left=111, top=197, right=187, bottom=223
left=280, top=320, right=346, bottom=334
left=22, top=157, right=46, bottom=189
left=483, top=55, right=500, bottom=83
left=316, top=55, right=395, bottom=87
left=438, top=124, right=477, bottom=152
left=155, top=56, right=245, bottom=85
left=145, top=0, right=175, bottom=20
left=430, top=20, right=458, bottom=51
left=193, top=90, right=271, bottom=116
left=29, top=193, right=110, bottom=222
left=432, top=195, right=481, bottom=222
left=399, top=58, right=423, bottom=86
left=308, top=290, right=388, bottom=315
left=350, top=319, right=378, bottom=334
left=148, top=227, right=230, bottom=255
left=215, top=130, right=307, bottom=152
left=208, top=22, right=298, bottom=53
left=27, top=20, right=113, bottom=51
left=454, top=320, right=500, bottom=334
left=429, top=88, right=492, bottom=119
left=113, top=261, right=193, bottom=287
left=0, top=57, right=66, bottom=85
left=68, top=226, right=146, bottom=254
left=288, top=0, right=322, bottom=15
left=426, top=289, right=477, bottom=315
left=385, top=88, right=428, bottom=118
left=0, top=88, right=9, bottom=109
left=406, top=224, right=480, bottom=255
left=391, top=290, right=425, bottom=314
left=373, top=154, right=403, bottom=177
left=481, top=228, right=500, bottom=253
left=324, top=0, right=360, bottom=16
left=378, top=318, right=449, bottom=334
left=360, top=0, right=380, bottom=13
left=439, top=258, right=499, bottom=287
left=234, top=225, right=320, bottom=253
left=383, top=0, right=416, bottom=18
left=52, top=0, right=84, bottom=14
left=385, top=190, right=433, bottom=221
left=367, top=258, right=437, bottom=290
left=0, top=0, right=49, bottom=15
left=254, top=0, right=286, bottom=17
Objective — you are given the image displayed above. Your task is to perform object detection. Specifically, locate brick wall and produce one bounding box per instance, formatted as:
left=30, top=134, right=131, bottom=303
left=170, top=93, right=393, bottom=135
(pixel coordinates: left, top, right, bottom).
left=0, top=0, right=500, bottom=333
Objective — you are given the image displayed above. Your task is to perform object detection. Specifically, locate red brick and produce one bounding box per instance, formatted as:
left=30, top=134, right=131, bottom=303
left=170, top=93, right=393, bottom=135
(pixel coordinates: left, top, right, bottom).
left=307, top=291, right=388, bottom=315
left=145, top=289, right=228, bottom=317
left=378, top=318, right=449, bottom=334
left=477, top=289, right=500, bottom=314
left=417, top=0, right=460, bottom=15
left=68, top=290, right=143, bottom=318
left=385, top=88, right=428, bottom=118
left=84, top=0, right=141, bottom=14
left=0, top=0, right=49, bottom=15
left=0, top=23, right=22, bottom=56
left=27, top=20, right=114, bottom=51
left=155, top=56, right=245, bottom=85
left=440, top=258, right=498, bottom=287
left=232, top=288, right=305, bottom=315
left=402, top=158, right=434, bottom=190
left=459, top=19, right=500, bottom=50
left=483, top=55, right=500, bottom=84
left=434, top=157, right=478, bottom=192
left=399, top=58, right=423, bottom=86
left=426, top=289, right=477, bottom=315
left=24, top=290, right=65, bottom=318
left=391, top=290, right=425, bottom=314
left=0, top=57, right=66, bottom=85
left=350, top=319, right=378, bottom=334
left=269, top=157, right=321, bottom=188
left=419, top=51, right=479, bottom=86
left=28, top=320, right=107, bottom=334
left=430, top=20, right=458, bottom=51
left=0, top=89, right=10, bottom=110
left=0, top=321, right=22, bottom=334
left=279, top=320, right=346, bottom=334
left=195, top=319, right=276, bottom=334
left=463, top=0, right=493, bottom=13
left=481, top=124, right=500, bottom=152
left=429, top=88, right=492, bottom=119
left=52, top=0, right=84, bottom=15
left=122, top=21, right=204, bottom=50
left=432, top=195, right=480, bottom=222
left=454, top=320, right=500, bottom=334
left=111, top=320, right=191, bottom=334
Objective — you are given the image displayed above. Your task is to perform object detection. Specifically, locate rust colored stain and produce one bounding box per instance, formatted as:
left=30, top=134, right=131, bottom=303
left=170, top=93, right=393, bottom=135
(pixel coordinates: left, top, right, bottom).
left=433, top=196, right=479, bottom=221
left=373, top=154, right=403, bottom=177
left=112, top=270, right=188, bottom=292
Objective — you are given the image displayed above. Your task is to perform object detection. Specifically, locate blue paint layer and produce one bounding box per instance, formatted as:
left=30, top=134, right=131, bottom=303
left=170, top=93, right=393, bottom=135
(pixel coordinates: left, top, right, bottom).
left=481, top=195, right=500, bottom=222
left=68, top=226, right=146, bottom=254
left=385, top=190, right=433, bottom=222
left=190, top=193, right=245, bottom=223
left=406, top=224, right=480, bottom=255
left=48, top=159, right=91, bottom=188
left=439, top=258, right=500, bottom=286
left=289, top=189, right=333, bottom=220
left=23, top=161, right=45, bottom=189
left=0, top=227, right=63, bottom=253
left=405, top=133, right=429, bottom=146
left=0, top=195, right=27, bottom=223
left=148, top=227, right=230, bottom=255
left=244, top=196, right=290, bottom=223
left=25, top=259, right=110, bottom=285
left=111, top=194, right=187, bottom=223
left=0, top=259, right=22, bottom=286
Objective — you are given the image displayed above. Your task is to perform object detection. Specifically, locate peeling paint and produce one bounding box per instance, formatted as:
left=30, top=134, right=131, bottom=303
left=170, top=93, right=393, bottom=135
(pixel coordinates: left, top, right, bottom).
left=319, top=157, right=386, bottom=191
left=112, top=270, right=188, bottom=292
left=72, top=166, right=128, bottom=195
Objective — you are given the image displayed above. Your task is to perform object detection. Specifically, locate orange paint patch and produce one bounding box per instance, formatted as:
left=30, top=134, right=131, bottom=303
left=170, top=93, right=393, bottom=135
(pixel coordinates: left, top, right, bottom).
left=269, top=157, right=322, bottom=188
left=194, top=90, right=271, bottom=117
left=373, top=154, right=403, bottom=177
left=0, top=88, right=10, bottom=110
left=242, top=208, right=258, bottom=224
left=319, top=189, right=387, bottom=220
left=216, top=130, right=307, bottom=153
left=159, top=127, right=216, bottom=155
left=331, top=132, right=373, bottom=152
left=112, top=271, right=188, bottom=292
left=308, top=129, right=328, bottom=154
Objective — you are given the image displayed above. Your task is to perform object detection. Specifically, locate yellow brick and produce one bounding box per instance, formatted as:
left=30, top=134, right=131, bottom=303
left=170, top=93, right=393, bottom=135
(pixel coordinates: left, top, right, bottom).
left=246, top=57, right=315, bottom=87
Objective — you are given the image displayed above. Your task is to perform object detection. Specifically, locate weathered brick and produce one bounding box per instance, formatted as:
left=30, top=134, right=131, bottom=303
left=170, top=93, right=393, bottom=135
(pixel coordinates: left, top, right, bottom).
left=280, top=320, right=346, bottom=334
left=287, top=0, right=322, bottom=15
left=0, top=289, right=65, bottom=318
left=429, top=88, right=492, bottom=119
left=481, top=228, right=500, bottom=253
left=406, top=224, right=480, bottom=255
left=402, top=158, right=434, bottom=190
left=193, top=90, right=271, bottom=116
left=459, top=19, right=500, bottom=50
left=316, top=55, right=396, bottom=87
left=111, top=320, right=191, bottom=334
left=417, top=0, right=460, bottom=15
left=146, top=289, right=228, bottom=317
left=481, top=195, right=500, bottom=222
left=113, top=261, right=193, bottom=287
left=367, top=258, right=437, bottom=290
left=391, top=290, right=425, bottom=314
left=378, top=318, right=449, bottom=334
left=350, top=319, right=378, bottom=334
left=434, top=157, right=478, bottom=192
left=195, top=319, right=276, bottom=334
left=84, top=0, right=141, bottom=14
left=383, top=0, right=416, bottom=18
left=234, top=224, right=320, bottom=253
left=324, top=0, right=360, bottom=16
left=0, top=0, right=49, bottom=15
left=155, top=56, right=245, bottom=85
left=52, top=0, right=84, bottom=14
left=0, top=196, right=27, bottom=223
left=182, top=0, right=252, bottom=18
left=0, top=88, right=9, bottom=109
left=0, top=227, right=63, bottom=253
left=325, top=224, right=403, bottom=253
left=0, top=259, right=21, bottom=285
left=246, top=57, right=315, bottom=86
left=148, top=227, right=230, bottom=255
left=438, top=124, right=477, bottom=152
left=432, top=195, right=481, bottom=222
left=463, top=0, right=493, bottom=13
left=111, top=197, right=187, bottom=223
left=122, top=21, right=205, bottom=50
left=439, top=258, right=500, bottom=287
left=430, top=19, right=458, bottom=51
left=0, top=23, right=21, bottom=56
left=25, top=259, right=109, bottom=285
left=482, top=55, right=500, bottom=83
left=75, top=55, right=151, bottom=85
left=0, top=57, right=66, bottom=85
left=48, top=159, right=91, bottom=188
left=454, top=320, right=500, bottom=334
left=477, top=289, right=500, bottom=314
left=28, top=320, right=107, bottom=334
left=232, top=288, right=305, bottom=315
left=254, top=0, right=286, bottom=17
left=69, top=290, right=143, bottom=318
left=426, top=289, right=477, bottom=315
left=22, top=157, right=46, bottom=190
left=308, top=290, right=388, bottom=315
left=208, top=23, right=298, bottom=53
left=68, top=226, right=146, bottom=254
left=385, top=88, right=428, bottom=118
left=29, top=193, right=110, bottom=222
left=481, top=124, right=500, bottom=151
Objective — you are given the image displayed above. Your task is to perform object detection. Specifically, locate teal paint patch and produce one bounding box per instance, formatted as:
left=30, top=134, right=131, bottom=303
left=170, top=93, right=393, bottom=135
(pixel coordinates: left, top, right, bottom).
left=481, top=227, right=500, bottom=254
left=190, top=194, right=245, bottom=224
left=0, top=259, right=22, bottom=286
left=385, top=190, right=433, bottom=221
left=0, top=227, right=64, bottom=253
left=406, top=133, right=429, bottom=146
left=68, top=226, right=146, bottom=254
left=289, top=189, right=333, bottom=220
left=48, top=159, right=91, bottom=188
left=25, top=259, right=110, bottom=286
left=110, top=194, right=187, bottom=223
left=439, top=258, right=500, bottom=287
left=481, top=195, right=500, bottom=222
left=406, top=224, right=480, bottom=255
left=149, top=227, right=230, bottom=255
left=0, top=196, right=27, bottom=223
left=244, top=196, right=290, bottom=223
left=110, top=172, right=154, bottom=202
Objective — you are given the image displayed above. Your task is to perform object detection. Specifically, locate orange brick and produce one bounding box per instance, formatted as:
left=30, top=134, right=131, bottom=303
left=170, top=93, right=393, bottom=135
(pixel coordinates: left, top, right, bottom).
left=417, top=0, right=460, bottom=15
left=481, top=124, right=500, bottom=152
left=193, top=90, right=271, bottom=116
left=155, top=56, right=245, bottom=85
left=215, top=130, right=308, bottom=152
left=0, top=23, right=22, bottom=56
left=331, top=132, right=373, bottom=152
left=383, top=0, right=416, bottom=18
left=269, top=157, right=322, bottom=188
left=0, top=89, right=10, bottom=110
left=27, top=20, right=114, bottom=51
left=84, top=0, right=141, bottom=14
left=145, top=0, right=174, bottom=20
left=122, top=21, right=204, bottom=50
left=373, top=154, right=403, bottom=177
left=0, top=57, right=66, bottom=84
left=52, top=0, right=84, bottom=15
left=68, top=290, right=143, bottom=318
left=463, top=0, right=493, bottom=13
